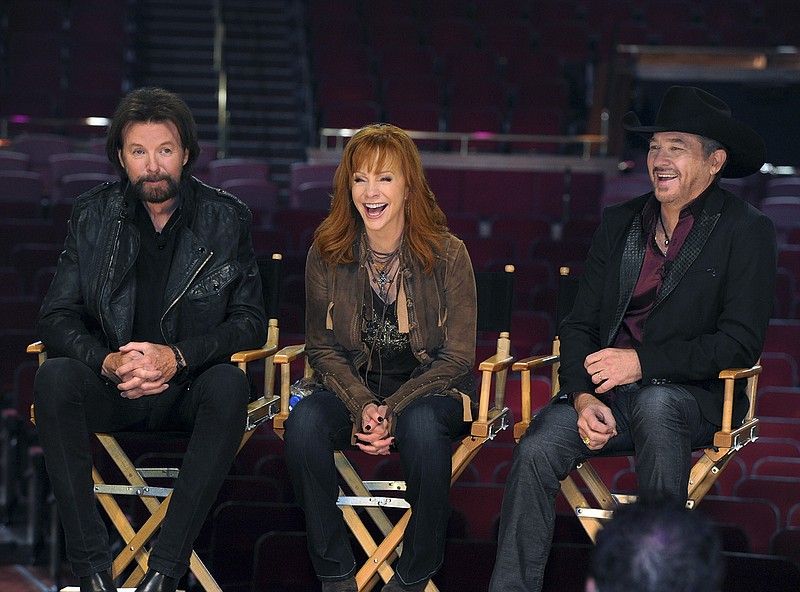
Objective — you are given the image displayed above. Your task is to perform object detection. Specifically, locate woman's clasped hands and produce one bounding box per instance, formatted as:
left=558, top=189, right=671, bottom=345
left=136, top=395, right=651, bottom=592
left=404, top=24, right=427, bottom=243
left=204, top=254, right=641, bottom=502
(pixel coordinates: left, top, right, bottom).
left=357, top=402, right=393, bottom=455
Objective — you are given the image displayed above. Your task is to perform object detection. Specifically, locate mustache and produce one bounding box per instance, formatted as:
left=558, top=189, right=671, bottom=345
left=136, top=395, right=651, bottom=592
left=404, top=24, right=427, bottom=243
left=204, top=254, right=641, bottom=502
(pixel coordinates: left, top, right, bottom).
left=137, top=174, right=171, bottom=183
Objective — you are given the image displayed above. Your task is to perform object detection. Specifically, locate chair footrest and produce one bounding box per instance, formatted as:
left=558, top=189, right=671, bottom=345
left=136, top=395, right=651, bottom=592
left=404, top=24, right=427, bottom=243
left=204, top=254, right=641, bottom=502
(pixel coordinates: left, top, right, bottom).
left=337, top=496, right=411, bottom=509
left=246, top=395, right=280, bottom=430
left=93, top=484, right=173, bottom=498
left=136, top=468, right=180, bottom=479
left=575, top=507, right=614, bottom=520
left=360, top=480, right=407, bottom=492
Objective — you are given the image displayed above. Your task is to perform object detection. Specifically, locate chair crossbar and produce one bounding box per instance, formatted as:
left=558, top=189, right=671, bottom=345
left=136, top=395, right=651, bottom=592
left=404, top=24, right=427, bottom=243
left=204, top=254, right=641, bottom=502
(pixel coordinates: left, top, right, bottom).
left=361, top=481, right=408, bottom=492
left=337, top=496, right=411, bottom=509
left=93, top=484, right=174, bottom=498
left=136, top=468, right=180, bottom=479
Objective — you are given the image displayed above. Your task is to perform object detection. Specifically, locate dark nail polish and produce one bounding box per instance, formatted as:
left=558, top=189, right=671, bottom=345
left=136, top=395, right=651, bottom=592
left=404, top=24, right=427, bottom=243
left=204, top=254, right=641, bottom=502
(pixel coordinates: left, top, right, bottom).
left=377, top=416, right=384, bottom=423
left=364, top=425, right=371, bottom=431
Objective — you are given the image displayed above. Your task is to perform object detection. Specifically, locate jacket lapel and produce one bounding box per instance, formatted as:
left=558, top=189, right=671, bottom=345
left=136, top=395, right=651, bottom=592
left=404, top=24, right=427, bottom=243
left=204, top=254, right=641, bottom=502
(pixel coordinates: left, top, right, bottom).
left=607, top=212, right=646, bottom=346
left=655, top=208, right=720, bottom=307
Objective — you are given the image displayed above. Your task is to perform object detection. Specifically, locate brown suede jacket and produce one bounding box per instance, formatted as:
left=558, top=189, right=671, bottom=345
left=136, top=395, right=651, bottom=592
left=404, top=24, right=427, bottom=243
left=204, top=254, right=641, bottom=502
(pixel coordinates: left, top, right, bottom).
left=304, top=233, right=477, bottom=434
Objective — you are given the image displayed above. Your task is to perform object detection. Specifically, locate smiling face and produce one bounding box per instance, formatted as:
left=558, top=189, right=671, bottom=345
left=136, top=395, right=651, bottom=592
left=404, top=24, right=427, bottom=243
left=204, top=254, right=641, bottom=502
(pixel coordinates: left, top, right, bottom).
left=351, top=151, right=408, bottom=250
left=118, top=121, right=189, bottom=204
left=647, top=131, right=726, bottom=210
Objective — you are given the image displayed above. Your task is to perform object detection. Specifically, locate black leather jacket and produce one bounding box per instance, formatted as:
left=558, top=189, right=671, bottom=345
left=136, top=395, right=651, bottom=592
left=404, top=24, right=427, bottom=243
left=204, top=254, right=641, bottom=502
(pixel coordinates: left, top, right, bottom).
left=37, top=177, right=266, bottom=377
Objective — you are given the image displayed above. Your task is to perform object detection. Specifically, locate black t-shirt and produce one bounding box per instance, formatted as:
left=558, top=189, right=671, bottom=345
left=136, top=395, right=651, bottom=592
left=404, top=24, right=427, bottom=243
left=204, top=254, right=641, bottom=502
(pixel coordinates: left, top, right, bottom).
left=131, top=201, right=182, bottom=344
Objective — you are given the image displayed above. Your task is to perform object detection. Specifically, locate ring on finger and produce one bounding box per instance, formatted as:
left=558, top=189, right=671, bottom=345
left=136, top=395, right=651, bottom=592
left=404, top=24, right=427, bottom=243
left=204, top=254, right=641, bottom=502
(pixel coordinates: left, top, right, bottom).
left=582, top=436, right=591, bottom=445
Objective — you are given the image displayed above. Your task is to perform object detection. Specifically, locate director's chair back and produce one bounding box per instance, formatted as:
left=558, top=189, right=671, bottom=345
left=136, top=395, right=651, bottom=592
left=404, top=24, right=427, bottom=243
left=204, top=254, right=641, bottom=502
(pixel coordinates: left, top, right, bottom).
left=272, top=264, right=515, bottom=592
left=28, top=253, right=284, bottom=591
left=512, top=267, right=762, bottom=542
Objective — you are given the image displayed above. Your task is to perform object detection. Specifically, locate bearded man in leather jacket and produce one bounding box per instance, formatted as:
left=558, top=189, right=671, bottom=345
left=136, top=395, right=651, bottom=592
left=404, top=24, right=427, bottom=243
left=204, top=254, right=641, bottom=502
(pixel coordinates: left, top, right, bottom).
left=33, top=87, right=266, bottom=592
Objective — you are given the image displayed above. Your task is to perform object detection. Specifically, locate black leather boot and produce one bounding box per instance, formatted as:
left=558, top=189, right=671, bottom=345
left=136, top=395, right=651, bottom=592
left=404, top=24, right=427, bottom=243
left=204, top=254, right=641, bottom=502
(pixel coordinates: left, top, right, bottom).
left=134, top=570, right=179, bottom=592
left=79, top=570, right=115, bottom=592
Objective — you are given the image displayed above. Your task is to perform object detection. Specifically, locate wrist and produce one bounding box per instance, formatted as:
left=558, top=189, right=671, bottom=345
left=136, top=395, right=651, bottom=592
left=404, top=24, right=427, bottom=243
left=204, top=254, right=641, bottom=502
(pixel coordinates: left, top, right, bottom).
left=169, top=344, right=186, bottom=375
left=571, top=392, right=594, bottom=410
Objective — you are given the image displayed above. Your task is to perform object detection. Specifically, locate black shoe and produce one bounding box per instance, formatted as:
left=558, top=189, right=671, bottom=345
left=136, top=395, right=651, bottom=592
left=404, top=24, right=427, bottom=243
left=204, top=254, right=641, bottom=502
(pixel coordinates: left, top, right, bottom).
left=381, top=575, right=429, bottom=592
left=134, top=570, right=179, bottom=592
left=79, top=571, right=115, bottom=592
left=321, top=577, right=358, bottom=592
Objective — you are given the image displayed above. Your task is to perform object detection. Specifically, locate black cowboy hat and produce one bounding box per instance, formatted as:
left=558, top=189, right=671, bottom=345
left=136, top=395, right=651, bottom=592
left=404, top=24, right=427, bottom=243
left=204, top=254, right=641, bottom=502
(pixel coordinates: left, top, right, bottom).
left=622, top=86, right=766, bottom=178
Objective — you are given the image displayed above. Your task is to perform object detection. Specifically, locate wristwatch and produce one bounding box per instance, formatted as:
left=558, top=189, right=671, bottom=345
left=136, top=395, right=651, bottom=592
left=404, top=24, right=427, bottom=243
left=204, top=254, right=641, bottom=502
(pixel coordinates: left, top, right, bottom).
left=169, top=344, right=186, bottom=375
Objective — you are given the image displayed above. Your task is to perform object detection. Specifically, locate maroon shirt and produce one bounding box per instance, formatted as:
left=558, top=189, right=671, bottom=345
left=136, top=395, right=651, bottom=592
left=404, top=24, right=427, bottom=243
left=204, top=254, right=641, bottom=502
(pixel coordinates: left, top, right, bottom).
left=614, top=196, right=703, bottom=348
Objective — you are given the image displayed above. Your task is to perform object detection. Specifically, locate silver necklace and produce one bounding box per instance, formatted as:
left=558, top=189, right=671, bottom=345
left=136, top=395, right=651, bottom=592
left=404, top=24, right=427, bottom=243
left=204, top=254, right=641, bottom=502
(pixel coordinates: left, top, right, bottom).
left=366, top=242, right=401, bottom=303
left=657, top=211, right=670, bottom=247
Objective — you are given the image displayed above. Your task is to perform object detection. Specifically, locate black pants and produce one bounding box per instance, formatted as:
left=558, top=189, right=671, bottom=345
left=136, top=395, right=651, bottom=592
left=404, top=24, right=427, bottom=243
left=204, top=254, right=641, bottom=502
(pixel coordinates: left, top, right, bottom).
left=284, top=390, right=470, bottom=587
left=33, top=357, right=248, bottom=578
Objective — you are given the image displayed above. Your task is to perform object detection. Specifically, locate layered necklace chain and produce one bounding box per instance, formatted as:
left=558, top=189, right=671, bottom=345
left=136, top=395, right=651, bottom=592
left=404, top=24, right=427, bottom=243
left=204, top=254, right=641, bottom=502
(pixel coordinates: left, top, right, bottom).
left=656, top=210, right=671, bottom=252
left=366, top=239, right=401, bottom=303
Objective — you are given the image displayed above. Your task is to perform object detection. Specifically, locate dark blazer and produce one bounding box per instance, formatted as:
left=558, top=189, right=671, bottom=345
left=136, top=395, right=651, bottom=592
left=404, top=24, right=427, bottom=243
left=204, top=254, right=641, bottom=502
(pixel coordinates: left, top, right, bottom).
left=558, top=183, right=777, bottom=425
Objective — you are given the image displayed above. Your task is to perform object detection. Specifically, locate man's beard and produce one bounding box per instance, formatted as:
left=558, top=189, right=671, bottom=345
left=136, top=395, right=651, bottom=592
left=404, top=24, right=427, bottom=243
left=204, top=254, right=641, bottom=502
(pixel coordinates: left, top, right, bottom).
left=129, top=174, right=182, bottom=204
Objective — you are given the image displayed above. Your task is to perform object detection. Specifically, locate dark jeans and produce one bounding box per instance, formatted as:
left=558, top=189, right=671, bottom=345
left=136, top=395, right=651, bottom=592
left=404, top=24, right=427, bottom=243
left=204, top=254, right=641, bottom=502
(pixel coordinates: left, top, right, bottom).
left=283, top=390, right=469, bottom=587
left=33, top=357, right=248, bottom=579
left=489, top=383, right=719, bottom=592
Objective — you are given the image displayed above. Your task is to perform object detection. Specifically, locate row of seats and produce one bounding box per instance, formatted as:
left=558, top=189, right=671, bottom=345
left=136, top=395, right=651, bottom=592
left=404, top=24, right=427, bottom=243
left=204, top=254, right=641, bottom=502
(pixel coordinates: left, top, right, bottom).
left=308, top=0, right=800, bottom=55
left=0, top=0, right=128, bottom=121
left=306, top=0, right=800, bottom=153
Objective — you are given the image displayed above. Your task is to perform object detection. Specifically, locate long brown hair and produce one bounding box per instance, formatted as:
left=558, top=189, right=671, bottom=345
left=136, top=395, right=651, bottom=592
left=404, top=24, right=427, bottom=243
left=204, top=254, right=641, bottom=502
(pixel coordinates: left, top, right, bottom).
left=314, top=123, right=448, bottom=273
left=106, top=87, right=200, bottom=182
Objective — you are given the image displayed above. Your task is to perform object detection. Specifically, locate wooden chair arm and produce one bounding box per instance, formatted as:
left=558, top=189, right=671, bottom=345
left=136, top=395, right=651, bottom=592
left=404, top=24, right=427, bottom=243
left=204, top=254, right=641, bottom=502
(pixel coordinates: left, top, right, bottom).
left=718, top=365, right=761, bottom=381
left=476, top=353, right=515, bottom=423
left=230, top=343, right=280, bottom=365
left=478, top=353, right=515, bottom=373
left=512, top=353, right=559, bottom=372
left=274, top=343, right=306, bottom=365
left=26, top=341, right=45, bottom=354
left=512, top=353, right=560, bottom=442
left=272, top=343, right=309, bottom=436
left=716, top=363, right=761, bottom=440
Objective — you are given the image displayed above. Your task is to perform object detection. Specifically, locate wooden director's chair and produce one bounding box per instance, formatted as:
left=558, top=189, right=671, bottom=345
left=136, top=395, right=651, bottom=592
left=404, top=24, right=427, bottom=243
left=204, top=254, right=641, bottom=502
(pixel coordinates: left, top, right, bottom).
left=28, top=253, right=284, bottom=591
left=273, top=265, right=516, bottom=592
left=512, top=267, right=763, bottom=542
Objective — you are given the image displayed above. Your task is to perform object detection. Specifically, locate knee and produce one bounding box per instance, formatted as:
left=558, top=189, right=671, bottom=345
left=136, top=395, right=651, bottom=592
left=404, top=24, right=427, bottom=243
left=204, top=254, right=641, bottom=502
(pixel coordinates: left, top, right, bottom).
left=284, top=394, right=325, bottom=443
left=631, top=385, right=692, bottom=426
left=394, top=399, right=444, bottom=445
left=33, top=358, right=90, bottom=411
left=198, top=364, right=249, bottom=417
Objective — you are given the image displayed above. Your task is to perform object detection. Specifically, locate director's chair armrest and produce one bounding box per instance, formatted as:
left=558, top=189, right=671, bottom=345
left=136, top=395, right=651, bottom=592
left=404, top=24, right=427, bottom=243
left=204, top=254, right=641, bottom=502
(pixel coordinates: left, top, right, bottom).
left=271, top=343, right=308, bottom=436
left=26, top=341, right=46, bottom=425
left=469, top=352, right=514, bottom=439
left=511, top=353, right=560, bottom=441
left=713, top=363, right=761, bottom=451
left=230, top=343, right=280, bottom=368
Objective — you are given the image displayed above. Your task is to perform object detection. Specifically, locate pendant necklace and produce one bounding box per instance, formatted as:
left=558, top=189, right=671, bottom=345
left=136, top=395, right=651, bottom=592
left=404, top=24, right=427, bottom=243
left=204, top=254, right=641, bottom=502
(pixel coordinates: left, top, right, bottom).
left=657, top=210, right=670, bottom=248
left=367, top=240, right=401, bottom=303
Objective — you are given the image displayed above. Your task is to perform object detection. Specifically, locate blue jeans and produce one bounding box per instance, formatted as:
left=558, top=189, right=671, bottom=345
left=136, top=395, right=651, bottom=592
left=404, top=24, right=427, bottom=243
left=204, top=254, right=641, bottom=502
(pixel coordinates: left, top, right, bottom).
left=33, top=357, right=248, bottom=578
left=283, top=390, right=469, bottom=586
left=489, top=383, right=719, bottom=592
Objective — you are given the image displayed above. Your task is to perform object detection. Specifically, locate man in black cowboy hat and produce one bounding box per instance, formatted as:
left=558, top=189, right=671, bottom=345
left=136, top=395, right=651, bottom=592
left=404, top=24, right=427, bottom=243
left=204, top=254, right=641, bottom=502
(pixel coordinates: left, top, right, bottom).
left=489, top=86, right=777, bottom=592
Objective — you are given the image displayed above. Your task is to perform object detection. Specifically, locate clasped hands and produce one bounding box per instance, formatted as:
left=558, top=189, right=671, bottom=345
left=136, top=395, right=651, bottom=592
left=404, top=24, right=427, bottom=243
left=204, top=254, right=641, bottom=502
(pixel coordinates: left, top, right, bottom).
left=101, top=342, right=179, bottom=399
left=576, top=347, right=642, bottom=451
left=357, top=403, right=393, bottom=456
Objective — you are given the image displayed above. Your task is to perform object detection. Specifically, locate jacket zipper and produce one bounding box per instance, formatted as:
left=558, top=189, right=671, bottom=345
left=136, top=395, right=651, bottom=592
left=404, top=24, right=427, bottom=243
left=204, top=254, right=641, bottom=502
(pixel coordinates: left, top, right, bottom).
left=97, top=217, right=123, bottom=341
left=160, top=249, right=214, bottom=341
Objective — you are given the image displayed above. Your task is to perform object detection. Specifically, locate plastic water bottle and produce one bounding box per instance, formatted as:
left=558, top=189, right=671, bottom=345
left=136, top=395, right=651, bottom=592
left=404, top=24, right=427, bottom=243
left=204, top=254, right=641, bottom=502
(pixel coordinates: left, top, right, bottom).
left=288, top=380, right=315, bottom=411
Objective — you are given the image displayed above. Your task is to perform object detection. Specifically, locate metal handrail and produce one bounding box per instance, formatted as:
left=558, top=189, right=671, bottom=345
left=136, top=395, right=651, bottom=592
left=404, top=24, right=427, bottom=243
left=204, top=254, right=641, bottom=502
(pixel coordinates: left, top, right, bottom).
left=319, top=109, right=610, bottom=159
